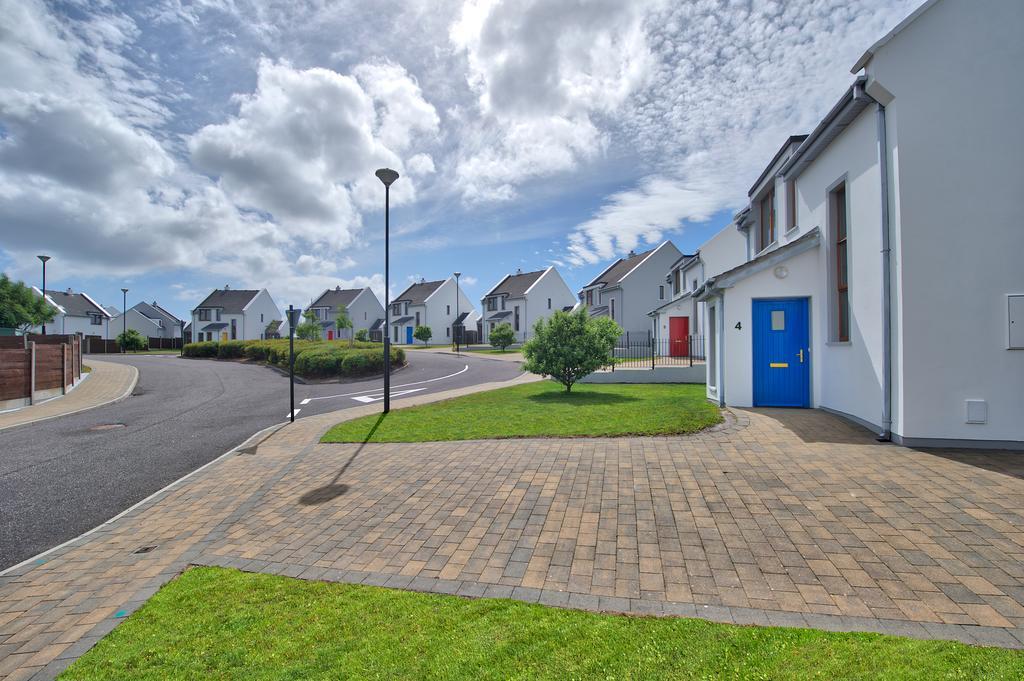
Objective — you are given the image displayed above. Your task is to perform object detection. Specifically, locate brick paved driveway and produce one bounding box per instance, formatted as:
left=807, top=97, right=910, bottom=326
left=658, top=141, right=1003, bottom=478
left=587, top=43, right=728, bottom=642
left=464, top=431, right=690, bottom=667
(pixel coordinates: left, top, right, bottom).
left=2, top=391, right=1023, bottom=679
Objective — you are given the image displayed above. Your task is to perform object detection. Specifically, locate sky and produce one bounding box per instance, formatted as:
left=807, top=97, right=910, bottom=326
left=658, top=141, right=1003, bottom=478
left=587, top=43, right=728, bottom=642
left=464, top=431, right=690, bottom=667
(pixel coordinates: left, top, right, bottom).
left=0, top=0, right=918, bottom=322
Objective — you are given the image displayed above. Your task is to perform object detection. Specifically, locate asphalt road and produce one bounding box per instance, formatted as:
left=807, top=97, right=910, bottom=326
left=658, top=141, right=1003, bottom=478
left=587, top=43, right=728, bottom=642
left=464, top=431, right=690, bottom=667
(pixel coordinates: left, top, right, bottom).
left=0, top=350, right=523, bottom=570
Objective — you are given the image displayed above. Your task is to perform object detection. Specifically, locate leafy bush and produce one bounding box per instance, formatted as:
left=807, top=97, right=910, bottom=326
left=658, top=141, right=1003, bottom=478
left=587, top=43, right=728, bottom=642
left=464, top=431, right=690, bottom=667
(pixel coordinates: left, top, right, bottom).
left=522, top=308, right=621, bottom=392
left=489, top=323, right=515, bottom=351
left=413, top=325, right=432, bottom=345
left=216, top=340, right=248, bottom=358
left=182, top=339, right=395, bottom=378
left=117, top=328, right=149, bottom=352
left=354, top=328, right=369, bottom=342
left=183, top=341, right=218, bottom=357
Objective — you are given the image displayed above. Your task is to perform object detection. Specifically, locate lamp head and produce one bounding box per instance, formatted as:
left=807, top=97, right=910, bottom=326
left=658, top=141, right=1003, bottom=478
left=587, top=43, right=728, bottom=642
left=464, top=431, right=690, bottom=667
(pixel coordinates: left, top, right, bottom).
left=121, top=288, right=129, bottom=294
left=375, top=168, right=399, bottom=187
left=37, top=255, right=51, bottom=263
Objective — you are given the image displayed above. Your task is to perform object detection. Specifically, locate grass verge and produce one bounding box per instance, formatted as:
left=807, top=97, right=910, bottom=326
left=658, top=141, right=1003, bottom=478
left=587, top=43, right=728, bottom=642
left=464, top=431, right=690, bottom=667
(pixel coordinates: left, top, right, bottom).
left=61, top=567, right=1024, bottom=680
left=321, top=381, right=721, bottom=443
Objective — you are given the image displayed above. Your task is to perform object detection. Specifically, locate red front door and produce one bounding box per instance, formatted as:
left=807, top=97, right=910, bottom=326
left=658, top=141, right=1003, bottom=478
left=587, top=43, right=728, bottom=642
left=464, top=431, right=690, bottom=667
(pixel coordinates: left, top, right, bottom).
left=669, top=316, right=689, bottom=357
left=327, top=330, right=334, bottom=340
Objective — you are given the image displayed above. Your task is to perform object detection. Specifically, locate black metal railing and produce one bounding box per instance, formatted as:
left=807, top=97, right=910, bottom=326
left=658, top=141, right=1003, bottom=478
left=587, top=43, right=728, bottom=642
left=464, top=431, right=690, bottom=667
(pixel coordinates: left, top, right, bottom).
left=607, top=336, right=706, bottom=370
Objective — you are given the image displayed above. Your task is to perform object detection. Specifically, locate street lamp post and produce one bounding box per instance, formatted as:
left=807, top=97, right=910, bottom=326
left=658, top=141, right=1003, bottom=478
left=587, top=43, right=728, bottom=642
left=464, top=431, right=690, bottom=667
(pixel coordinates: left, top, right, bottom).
left=453, top=271, right=461, bottom=353
left=375, top=168, right=399, bottom=414
left=37, top=255, right=50, bottom=335
left=121, top=288, right=128, bottom=352
left=287, top=305, right=301, bottom=422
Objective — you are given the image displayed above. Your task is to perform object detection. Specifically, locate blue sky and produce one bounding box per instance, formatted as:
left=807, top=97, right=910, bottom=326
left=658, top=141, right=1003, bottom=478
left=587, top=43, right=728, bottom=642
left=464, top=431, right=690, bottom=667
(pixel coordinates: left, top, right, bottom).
left=0, top=0, right=916, bottom=322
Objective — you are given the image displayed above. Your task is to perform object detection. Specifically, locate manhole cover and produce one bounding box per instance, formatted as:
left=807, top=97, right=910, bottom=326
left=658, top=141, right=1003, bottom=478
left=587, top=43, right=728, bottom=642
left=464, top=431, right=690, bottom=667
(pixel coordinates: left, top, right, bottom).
left=89, top=423, right=126, bottom=431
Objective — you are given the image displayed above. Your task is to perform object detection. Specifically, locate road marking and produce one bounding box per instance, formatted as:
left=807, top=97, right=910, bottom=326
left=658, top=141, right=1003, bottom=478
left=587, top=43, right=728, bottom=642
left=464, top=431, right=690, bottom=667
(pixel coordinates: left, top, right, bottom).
left=287, top=409, right=301, bottom=418
left=300, top=398, right=312, bottom=405
left=350, top=388, right=426, bottom=403
left=303, top=364, right=469, bottom=402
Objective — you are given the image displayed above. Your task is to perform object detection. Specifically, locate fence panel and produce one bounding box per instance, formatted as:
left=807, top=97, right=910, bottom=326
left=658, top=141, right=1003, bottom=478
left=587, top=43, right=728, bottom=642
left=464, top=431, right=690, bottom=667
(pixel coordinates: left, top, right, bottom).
left=608, top=336, right=706, bottom=370
left=0, top=348, right=31, bottom=401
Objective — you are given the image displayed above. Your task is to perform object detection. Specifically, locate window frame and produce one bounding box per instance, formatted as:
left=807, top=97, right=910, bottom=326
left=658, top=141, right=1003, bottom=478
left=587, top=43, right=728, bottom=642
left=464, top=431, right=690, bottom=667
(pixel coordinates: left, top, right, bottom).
left=758, top=184, right=776, bottom=252
left=828, top=178, right=851, bottom=343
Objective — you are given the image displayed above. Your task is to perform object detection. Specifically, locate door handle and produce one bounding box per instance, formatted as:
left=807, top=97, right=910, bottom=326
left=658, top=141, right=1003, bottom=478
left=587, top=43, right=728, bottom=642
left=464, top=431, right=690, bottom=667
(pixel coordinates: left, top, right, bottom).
left=798, top=349, right=804, bottom=363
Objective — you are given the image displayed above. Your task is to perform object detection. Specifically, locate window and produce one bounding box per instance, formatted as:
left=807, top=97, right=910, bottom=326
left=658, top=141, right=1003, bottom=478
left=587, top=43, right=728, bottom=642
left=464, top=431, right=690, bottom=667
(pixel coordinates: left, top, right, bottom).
left=89, top=313, right=102, bottom=325
left=364, top=312, right=367, bottom=320
left=260, top=313, right=264, bottom=322
left=393, top=326, right=398, bottom=340
left=832, top=183, right=850, bottom=342
left=759, top=185, right=776, bottom=251
left=659, top=285, right=664, bottom=300
left=487, top=297, right=497, bottom=311
left=673, top=270, right=680, bottom=295
left=514, top=305, right=520, bottom=332
left=771, top=310, right=785, bottom=331
left=586, top=290, right=593, bottom=306
left=692, top=279, right=697, bottom=292
left=547, top=298, right=552, bottom=310
left=415, top=311, right=420, bottom=326
left=786, top=180, right=797, bottom=232
left=198, top=309, right=211, bottom=321
left=446, top=305, right=450, bottom=315
left=230, top=318, right=237, bottom=340
left=500, top=297, right=505, bottom=310
left=610, top=298, right=615, bottom=320
left=215, top=309, right=222, bottom=321
left=446, top=327, right=450, bottom=337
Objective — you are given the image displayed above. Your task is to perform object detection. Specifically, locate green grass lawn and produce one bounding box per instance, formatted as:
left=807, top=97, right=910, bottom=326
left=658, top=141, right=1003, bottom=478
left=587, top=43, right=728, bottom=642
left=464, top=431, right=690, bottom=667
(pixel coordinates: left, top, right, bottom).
left=60, top=567, right=1023, bottom=680
left=321, top=381, right=721, bottom=443
left=466, top=347, right=521, bottom=355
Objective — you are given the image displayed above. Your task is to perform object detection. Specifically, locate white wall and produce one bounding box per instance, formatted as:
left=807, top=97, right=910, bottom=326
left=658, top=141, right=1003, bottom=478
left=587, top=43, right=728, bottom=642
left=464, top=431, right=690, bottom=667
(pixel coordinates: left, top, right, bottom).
left=242, top=290, right=280, bottom=341
left=521, top=267, right=577, bottom=341
left=865, top=0, right=1024, bottom=443
left=348, top=289, right=385, bottom=336
left=424, top=277, right=475, bottom=343
left=795, top=106, right=884, bottom=430
left=111, top=309, right=163, bottom=340
left=618, top=242, right=682, bottom=337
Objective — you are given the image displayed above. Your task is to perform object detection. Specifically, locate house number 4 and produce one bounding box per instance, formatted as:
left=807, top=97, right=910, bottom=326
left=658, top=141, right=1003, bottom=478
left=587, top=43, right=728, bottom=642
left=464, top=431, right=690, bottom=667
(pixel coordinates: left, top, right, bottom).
left=734, top=322, right=742, bottom=330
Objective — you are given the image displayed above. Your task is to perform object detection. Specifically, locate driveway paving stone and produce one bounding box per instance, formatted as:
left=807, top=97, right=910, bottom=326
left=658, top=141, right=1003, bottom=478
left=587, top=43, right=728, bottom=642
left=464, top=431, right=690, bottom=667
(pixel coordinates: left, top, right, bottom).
left=1, top=391, right=1023, bottom=679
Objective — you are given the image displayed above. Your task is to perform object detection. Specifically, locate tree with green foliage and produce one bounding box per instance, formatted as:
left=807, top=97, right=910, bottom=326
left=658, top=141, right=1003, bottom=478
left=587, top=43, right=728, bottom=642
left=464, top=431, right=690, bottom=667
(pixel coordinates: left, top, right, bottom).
left=522, top=308, right=621, bottom=392
left=117, top=328, right=148, bottom=352
left=354, top=328, right=369, bottom=342
left=335, top=305, right=354, bottom=346
left=0, top=274, right=56, bottom=333
left=295, top=309, right=322, bottom=341
left=413, top=325, right=432, bottom=346
left=489, top=322, right=516, bottom=351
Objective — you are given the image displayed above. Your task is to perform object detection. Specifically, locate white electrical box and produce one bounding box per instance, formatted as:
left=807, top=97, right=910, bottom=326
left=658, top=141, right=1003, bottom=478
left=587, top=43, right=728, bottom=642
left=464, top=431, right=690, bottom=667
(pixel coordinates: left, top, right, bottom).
left=965, top=400, right=988, bottom=424
left=1009, top=294, right=1024, bottom=349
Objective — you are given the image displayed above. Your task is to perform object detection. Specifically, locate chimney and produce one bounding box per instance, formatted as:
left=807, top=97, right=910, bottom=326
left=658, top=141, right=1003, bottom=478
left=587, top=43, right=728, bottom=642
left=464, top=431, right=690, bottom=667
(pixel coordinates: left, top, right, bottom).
left=627, top=250, right=635, bottom=258
left=516, top=267, right=522, bottom=275
left=224, top=284, right=230, bottom=290
left=152, top=301, right=158, bottom=306
left=335, top=285, right=341, bottom=291
left=420, top=277, right=426, bottom=284
left=66, top=287, right=73, bottom=294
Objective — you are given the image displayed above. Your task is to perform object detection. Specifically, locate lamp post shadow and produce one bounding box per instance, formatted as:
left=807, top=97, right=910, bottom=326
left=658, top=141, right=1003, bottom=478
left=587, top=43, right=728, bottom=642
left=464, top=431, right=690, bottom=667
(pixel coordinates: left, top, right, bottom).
left=298, top=413, right=388, bottom=506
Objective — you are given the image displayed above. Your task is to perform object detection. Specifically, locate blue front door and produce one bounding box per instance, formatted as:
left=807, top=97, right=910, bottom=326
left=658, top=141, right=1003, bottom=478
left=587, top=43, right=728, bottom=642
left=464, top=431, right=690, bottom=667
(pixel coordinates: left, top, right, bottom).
left=753, top=298, right=810, bottom=407
left=406, top=326, right=413, bottom=344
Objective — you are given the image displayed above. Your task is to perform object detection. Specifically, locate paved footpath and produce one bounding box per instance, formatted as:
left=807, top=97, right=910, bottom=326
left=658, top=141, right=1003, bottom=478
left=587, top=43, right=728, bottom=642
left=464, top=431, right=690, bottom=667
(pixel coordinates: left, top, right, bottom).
left=3, top=378, right=1024, bottom=678
left=0, top=359, right=137, bottom=432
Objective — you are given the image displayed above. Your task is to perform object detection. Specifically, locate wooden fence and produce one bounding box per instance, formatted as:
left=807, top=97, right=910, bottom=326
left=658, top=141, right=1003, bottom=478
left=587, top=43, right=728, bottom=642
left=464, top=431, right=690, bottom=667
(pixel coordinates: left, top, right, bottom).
left=82, top=335, right=183, bottom=353
left=0, top=334, right=83, bottom=410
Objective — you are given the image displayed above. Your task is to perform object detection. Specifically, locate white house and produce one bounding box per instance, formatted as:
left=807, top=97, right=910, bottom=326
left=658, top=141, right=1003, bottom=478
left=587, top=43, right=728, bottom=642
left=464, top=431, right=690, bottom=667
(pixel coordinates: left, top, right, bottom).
left=697, top=0, right=1024, bottom=449
left=578, top=241, right=683, bottom=340
left=480, top=267, right=576, bottom=344
left=191, top=287, right=280, bottom=342
left=111, top=301, right=184, bottom=340
left=306, top=287, right=384, bottom=340
left=389, top=276, right=475, bottom=344
left=31, top=287, right=113, bottom=338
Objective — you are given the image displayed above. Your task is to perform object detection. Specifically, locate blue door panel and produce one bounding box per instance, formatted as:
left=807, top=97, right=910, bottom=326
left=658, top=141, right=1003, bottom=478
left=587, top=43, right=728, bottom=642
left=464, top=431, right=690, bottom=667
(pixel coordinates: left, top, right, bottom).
left=406, top=326, right=413, bottom=344
left=753, top=299, right=810, bottom=407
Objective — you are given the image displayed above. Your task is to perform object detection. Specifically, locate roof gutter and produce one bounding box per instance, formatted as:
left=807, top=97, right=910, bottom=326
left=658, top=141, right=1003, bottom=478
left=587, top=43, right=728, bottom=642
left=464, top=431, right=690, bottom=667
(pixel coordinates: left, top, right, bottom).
left=779, top=77, right=869, bottom=181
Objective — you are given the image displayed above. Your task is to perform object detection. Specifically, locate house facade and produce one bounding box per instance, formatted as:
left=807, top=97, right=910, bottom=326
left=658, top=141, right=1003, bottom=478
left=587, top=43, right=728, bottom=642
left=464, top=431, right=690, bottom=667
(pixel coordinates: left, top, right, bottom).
left=697, top=0, right=1024, bottom=449
left=112, top=301, right=184, bottom=340
left=480, top=267, right=576, bottom=344
left=191, top=288, right=280, bottom=342
left=31, top=288, right=113, bottom=338
left=578, top=241, right=682, bottom=340
left=389, top=276, right=474, bottom=344
left=306, top=287, right=384, bottom=340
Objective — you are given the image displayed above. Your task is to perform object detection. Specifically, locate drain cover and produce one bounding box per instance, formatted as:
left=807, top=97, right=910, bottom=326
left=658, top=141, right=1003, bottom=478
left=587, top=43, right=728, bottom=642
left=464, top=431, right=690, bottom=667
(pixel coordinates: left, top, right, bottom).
left=133, top=545, right=157, bottom=554
left=89, top=423, right=126, bottom=431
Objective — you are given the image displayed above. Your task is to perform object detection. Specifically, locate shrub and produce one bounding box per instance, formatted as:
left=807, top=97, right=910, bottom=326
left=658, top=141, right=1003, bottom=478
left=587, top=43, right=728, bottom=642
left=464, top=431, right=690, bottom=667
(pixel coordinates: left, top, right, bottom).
left=413, top=325, right=432, bottom=346
left=217, top=340, right=248, bottom=358
left=354, top=328, right=369, bottom=342
left=183, top=341, right=218, bottom=357
left=522, top=308, right=621, bottom=392
left=340, top=352, right=371, bottom=375
left=117, top=328, right=148, bottom=352
left=489, top=323, right=515, bottom=351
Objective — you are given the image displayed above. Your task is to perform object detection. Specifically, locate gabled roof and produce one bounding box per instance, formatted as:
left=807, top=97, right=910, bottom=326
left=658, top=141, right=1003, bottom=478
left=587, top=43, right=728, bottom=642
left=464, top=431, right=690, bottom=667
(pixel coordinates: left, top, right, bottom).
left=779, top=77, right=871, bottom=182
left=265, top=319, right=282, bottom=333
left=392, top=280, right=443, bottom=305
left=134, top=301, right=182, bottom=327
left=695, top=228, right=821, bottom=300
left=194, top=288, right=261, bottom=314
left=44, top=289, right=110, bottom=318
left=583, top=247, right=657, bottom=289
left=484, top=269, right=546, bottom=299
left=310, top=287, right=363, bottom=310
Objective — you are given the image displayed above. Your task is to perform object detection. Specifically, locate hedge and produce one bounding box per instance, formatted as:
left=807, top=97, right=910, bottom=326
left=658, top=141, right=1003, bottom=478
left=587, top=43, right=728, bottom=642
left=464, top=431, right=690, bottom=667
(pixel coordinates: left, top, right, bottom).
left=182, top=339, right=403, bottom=379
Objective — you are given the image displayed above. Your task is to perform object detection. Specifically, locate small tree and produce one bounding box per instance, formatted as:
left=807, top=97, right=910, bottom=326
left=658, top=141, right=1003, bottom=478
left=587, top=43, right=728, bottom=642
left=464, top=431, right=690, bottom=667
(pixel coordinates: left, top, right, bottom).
left=413, top=325, right=432, bottom=346
left=0, top=274, right=55, bottom=333
left=522, top=308, right=621, bottom=392
left=335, top=304, right=354, bottom=346
left=489, top=322, right=515, bottom=351
left=354, top=328, right=369, bottom=342
left=117, top=328, right=148, bottom=352
left=295, top=309, right=322, bottom=340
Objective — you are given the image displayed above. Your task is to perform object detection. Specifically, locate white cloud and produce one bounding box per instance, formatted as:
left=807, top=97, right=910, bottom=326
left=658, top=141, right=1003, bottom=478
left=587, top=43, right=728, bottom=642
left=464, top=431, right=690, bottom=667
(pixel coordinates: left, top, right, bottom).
left=460, top=275, right=478, bottom=286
